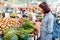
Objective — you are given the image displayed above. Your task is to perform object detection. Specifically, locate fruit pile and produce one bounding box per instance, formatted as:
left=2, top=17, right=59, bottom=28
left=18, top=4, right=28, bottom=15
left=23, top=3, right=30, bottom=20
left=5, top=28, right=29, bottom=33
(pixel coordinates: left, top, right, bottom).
left=0, top=17, right=20, bottom=35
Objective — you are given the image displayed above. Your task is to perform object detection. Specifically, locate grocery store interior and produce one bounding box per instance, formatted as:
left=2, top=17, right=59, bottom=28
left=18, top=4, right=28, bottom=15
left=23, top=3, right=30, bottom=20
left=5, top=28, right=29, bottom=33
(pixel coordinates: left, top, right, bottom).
left=0, top=0, right=60, bottom=40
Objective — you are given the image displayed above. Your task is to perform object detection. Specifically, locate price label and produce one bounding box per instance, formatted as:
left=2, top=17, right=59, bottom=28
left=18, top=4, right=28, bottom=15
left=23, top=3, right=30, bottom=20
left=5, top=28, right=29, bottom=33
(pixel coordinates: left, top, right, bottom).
left=5, top=13, right=10, bottom=17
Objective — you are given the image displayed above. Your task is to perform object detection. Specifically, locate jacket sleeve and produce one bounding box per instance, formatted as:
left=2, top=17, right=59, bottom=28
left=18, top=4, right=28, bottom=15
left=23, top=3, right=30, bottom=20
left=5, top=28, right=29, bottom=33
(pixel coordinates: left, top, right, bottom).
left=47, top=16, right=54, bottom=33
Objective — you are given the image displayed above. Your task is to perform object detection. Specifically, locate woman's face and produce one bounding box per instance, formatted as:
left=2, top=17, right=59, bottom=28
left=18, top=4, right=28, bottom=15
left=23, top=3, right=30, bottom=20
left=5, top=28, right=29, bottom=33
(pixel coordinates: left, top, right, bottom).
left=39, top=7, right=44, bottom=14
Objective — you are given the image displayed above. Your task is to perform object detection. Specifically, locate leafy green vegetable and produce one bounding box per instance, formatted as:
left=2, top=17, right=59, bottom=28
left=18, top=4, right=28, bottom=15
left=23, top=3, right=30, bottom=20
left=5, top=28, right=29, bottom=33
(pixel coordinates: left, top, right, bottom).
left=17, top=32, right=30, bottom=40
left=4, top=34, right=18, bottom=40
left=0, top=38, right=3, bottom=40
left=22, top=22, right=34, bottom=30
left=24, top=29, right=34, bottom=33
left=10, top=34, right=18, bottom=40
left=4, top=29, right=17, bottom=35
left=17, top=28, right=31, bottom=40
left=22, top=18, right=31, bottom=23
left=3, top=29, right=10, bottom=35
left=3, top=29, right=18, bottom=40
left=7, top=29, right=17, bottom=34
left=17, top=28, right=33, bottom=33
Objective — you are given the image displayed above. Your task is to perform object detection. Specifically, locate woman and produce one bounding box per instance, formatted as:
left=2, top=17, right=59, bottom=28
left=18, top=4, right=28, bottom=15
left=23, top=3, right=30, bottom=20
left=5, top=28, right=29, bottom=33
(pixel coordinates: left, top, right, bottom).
left=38, top=2, right=54, bottom=40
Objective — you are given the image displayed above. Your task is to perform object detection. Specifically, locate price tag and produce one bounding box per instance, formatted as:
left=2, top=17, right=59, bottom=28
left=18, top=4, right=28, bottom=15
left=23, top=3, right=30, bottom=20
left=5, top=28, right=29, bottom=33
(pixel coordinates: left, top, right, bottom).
left=5, top=13, right=10, bottom=17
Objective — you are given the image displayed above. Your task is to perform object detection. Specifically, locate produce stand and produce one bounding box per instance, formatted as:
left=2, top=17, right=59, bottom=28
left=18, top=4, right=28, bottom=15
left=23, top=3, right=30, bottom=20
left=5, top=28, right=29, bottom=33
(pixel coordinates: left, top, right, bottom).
left=0, top=17, right=41, bottom=40
left=0, top=1, right=42, bottom=40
